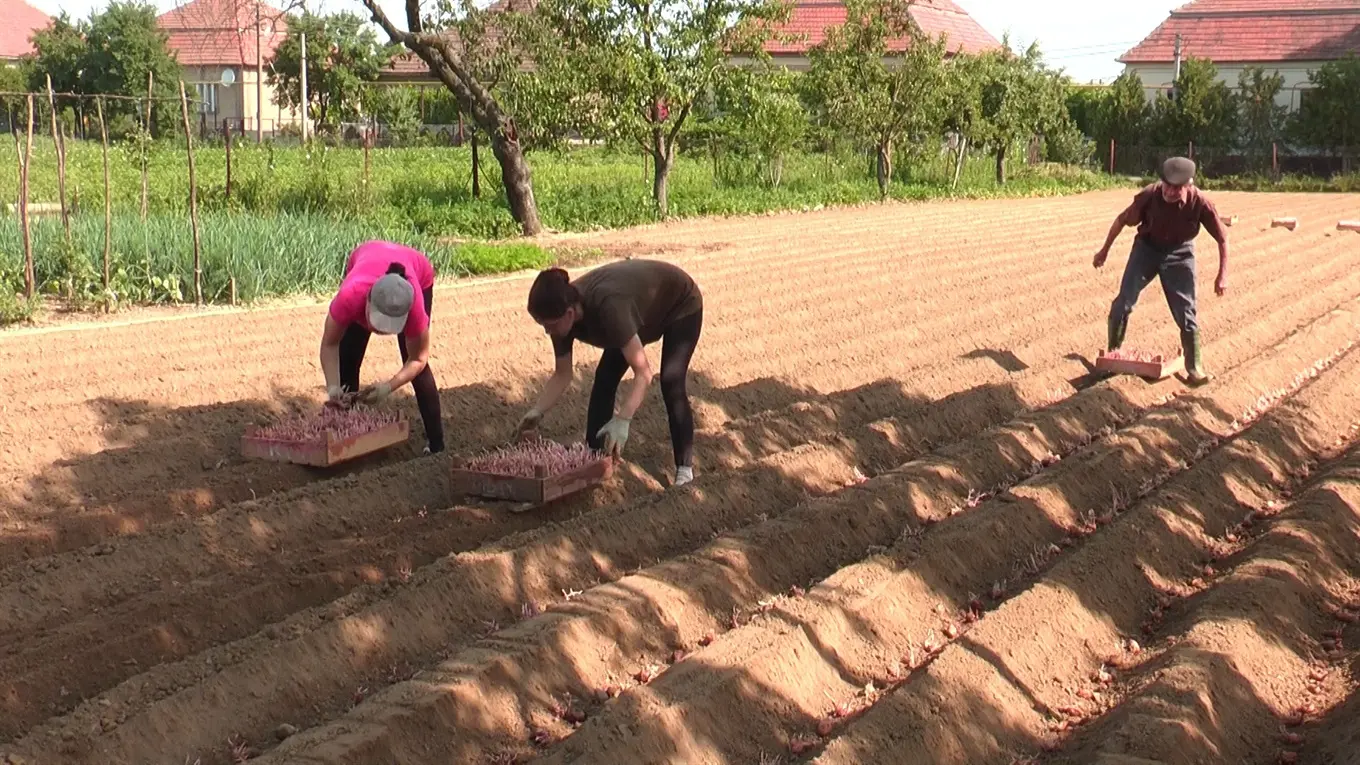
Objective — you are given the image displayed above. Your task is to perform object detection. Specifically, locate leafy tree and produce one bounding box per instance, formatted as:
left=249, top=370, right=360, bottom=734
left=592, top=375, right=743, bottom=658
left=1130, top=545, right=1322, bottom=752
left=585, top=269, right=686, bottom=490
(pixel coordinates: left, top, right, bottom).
left=79, top=2, right=182, bottom=129
left=267, top=10, right=400, bottom=131
left=1095, top=70, right=1151, bottom=149
left=1287, top=55, right=1360, bottom=164
left=807, top=0, right=948, bottom=196
left=24, top=13, right=87, bottom=96
left=522, top=0, right=792, bottom=216
left=701, top=62, right=807, bottom=187
left=359, top=0, right=545, bottom=235
left=24, top=2, right=181, bottom=135
left=1151, top=56, right=1237, bottom=148
left=1235, top=66, right=1287, bottom=170
left=1063, top=85, right=1104, bottom=139
left=0, top=65, right=25, bottom=131
left=972, top=39, right=1066, bottom=183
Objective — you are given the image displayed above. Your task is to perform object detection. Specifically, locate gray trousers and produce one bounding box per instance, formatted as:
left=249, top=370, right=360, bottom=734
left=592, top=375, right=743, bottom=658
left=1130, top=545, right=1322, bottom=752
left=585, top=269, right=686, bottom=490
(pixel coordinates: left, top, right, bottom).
left=1109, top=237, right=1198, bottom=334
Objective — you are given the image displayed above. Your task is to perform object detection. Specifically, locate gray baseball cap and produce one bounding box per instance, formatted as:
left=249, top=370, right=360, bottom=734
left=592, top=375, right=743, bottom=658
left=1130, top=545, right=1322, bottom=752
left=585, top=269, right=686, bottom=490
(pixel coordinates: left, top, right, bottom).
left=1161, top=156, right=1196, bottom=186
left=367, top=273, right=414, bottom=334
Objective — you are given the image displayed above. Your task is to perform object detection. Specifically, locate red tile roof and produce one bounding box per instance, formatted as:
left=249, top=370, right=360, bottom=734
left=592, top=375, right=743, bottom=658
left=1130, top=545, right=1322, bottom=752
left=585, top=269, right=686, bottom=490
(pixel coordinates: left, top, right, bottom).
left=0, top=0, right=51, bottom=60
left=1120, top=0, right=1360, bottom=64
left=763, top=0, right=1001, bottom=56
left=157, top=0, right=289, bottom=67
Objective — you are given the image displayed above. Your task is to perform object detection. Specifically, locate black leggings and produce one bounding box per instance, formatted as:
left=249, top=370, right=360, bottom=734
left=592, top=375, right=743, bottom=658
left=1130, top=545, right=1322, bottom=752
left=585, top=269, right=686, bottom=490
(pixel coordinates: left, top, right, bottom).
left=339, top=285, right=445, bottom=452
left=586, top=307, right=703, bottom=467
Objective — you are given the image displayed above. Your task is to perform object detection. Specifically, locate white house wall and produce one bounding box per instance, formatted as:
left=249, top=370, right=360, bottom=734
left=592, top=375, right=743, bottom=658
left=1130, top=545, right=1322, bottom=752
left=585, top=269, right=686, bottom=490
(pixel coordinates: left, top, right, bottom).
left=1122, top=62, right=1332, bottom=112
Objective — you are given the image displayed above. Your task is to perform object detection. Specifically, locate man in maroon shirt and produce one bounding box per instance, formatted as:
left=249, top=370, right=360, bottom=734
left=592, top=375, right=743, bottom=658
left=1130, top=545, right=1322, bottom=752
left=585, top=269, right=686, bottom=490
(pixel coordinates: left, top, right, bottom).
left=1094, top=156, right=1229, bottom=385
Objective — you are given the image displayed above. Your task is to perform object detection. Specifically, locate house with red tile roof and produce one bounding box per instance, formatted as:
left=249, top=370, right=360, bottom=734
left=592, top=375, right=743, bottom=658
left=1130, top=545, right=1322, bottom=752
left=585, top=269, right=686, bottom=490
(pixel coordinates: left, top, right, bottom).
left=742, top=0, right=1002, bottom=71
left=0, top=0, right=51, bottom=64
left=377, top=0, right=999, bottom=82
left=157, top=0, right=305, bottom=135
left=1119, top=0, right=1360, bottom=111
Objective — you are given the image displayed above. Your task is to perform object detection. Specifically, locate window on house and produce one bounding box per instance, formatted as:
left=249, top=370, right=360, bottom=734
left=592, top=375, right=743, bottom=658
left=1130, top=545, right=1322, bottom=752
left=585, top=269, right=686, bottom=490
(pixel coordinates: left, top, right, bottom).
left=1296, top=87, right=1317, bottom=114
left=196, top=83, right=218, bottom=115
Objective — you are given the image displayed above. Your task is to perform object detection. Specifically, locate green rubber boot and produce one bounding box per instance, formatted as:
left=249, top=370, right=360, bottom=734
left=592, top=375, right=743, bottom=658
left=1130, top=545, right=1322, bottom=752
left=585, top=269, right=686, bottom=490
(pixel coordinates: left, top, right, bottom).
left=1108, top=315, right=1128, bottom=354
left=1182, top=329, right=1211, bottom=386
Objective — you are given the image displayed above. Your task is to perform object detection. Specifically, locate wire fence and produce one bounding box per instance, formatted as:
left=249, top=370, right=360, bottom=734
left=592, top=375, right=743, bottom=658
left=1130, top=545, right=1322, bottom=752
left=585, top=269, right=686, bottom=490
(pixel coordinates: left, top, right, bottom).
left=1099, top=139, right=1360, bottom=180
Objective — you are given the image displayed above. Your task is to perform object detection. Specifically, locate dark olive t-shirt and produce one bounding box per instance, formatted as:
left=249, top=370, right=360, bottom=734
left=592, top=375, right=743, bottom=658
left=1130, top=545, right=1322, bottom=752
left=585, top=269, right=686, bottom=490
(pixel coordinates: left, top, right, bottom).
left=552, top=259, right=702, bottom=355
left=1123, top=183, right=1227, bottom=252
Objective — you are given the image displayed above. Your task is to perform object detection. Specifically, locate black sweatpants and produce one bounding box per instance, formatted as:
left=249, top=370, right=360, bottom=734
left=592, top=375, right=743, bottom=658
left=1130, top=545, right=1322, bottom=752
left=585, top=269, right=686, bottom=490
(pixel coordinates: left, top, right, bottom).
left=585, top=307, right=703, bottom=467
left=1109, top=237, right=1198, bottom=334
left=338, top=285, right=445, bottom=453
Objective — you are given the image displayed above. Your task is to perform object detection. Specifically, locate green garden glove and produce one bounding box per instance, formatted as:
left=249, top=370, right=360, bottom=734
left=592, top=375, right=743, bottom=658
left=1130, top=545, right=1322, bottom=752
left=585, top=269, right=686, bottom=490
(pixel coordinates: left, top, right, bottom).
left=596, top=416, right=631, bottom=457
left=359, top=382, right=393, bottom=404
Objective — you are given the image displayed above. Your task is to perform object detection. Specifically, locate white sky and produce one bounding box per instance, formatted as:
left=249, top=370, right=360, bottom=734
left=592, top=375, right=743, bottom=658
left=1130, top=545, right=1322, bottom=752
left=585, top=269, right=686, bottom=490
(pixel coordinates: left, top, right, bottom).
left=24, top=0, right=1186, bottom=84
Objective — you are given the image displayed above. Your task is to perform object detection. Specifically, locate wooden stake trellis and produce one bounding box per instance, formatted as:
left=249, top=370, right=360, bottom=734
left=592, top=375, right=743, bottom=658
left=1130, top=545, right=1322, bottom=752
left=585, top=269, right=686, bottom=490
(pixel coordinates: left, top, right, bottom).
left=178, top=81, right=203, bottom=306
left=142, top=72, right=153, bottom=221
left=46, top=75, right=71, bottom=242
left=19, top=94, right=34, bottom=299
left=98, top=96, right=112, bottom=292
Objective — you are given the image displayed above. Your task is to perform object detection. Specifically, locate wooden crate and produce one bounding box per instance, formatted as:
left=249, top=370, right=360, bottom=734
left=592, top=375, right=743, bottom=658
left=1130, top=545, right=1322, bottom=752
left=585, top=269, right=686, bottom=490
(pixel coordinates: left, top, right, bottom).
left=450, top=453, right=614, bottom=506
left=1096, top=352, right=1185, bottom=380
left=241, top=417, right=410, bottom=467
left=1338, top=220, right=1360, bottom=232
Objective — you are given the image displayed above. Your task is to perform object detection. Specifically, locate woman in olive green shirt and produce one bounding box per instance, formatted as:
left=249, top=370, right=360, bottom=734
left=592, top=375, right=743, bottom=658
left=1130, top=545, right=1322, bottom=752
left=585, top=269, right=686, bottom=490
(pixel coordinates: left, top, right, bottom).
left=519, top=259, right=704, bottom=487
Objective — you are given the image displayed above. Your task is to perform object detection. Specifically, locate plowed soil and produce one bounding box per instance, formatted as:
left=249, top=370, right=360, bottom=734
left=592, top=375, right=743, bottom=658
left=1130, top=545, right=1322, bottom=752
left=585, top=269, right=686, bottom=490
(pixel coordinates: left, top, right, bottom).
left=4, top=189, right=1360, bottom=765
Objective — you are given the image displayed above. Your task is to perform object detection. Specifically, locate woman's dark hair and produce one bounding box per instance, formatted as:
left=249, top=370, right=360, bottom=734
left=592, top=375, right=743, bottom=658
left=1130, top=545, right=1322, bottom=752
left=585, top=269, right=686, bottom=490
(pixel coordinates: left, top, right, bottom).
left=385, top=262, right=408, bottom=277
left=527, top=267, right=579, bottom=320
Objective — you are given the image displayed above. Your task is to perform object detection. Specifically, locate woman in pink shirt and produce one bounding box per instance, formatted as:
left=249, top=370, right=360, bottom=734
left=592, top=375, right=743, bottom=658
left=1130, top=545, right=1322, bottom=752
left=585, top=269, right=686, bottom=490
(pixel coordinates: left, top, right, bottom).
left=319, top=240, right=444, bottom=454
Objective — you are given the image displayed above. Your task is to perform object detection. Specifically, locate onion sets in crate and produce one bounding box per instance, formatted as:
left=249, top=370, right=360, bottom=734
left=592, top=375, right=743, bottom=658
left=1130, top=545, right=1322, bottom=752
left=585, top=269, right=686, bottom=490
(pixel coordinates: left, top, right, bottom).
left=1103, top=348, right=1176, bottom=363
left=254, top=405, right=400, bottom=444
left=464, top=437, right=604, bottom=478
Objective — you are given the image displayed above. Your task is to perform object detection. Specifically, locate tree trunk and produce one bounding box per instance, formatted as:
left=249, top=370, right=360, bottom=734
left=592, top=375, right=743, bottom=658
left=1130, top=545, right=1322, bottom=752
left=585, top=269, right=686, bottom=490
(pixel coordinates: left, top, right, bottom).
left=360, top=0, right=542, bottom=236
left=951, top=135, right=968, bottom=190
left=995, top=144, right=1008, bottom=185
left=651, top=129, right=673, bottom=218
left=876, top=138, right=892, bottom=197
left=471, top=129, right=481, bottom=199
left=489, top=132, right=541, bottom=234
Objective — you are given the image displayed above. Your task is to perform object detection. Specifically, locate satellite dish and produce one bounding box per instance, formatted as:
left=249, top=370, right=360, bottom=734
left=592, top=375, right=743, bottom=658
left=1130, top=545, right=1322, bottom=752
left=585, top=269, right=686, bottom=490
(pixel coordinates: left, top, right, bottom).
left=220, top=69, right=237, bottom=86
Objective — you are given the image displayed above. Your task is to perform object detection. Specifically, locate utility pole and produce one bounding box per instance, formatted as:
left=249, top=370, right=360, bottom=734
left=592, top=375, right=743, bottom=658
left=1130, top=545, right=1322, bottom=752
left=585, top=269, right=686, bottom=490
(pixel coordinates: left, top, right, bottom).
left=256, top=0, right=264, bottom=143
left=300, top=31, right=309, bottom=143
left=1174, top=33, right=1183, bottom=79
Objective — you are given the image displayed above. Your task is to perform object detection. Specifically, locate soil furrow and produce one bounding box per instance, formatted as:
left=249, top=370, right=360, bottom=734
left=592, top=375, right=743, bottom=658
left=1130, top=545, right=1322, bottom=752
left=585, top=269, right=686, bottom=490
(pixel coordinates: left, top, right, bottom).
left=5, top=219, right=1355, bottom=571
left=4, top=253, right=1359, bottom=742
left=1038, top=441, right=1360, bottom=765
left=217, top=307, right=1358, bottom=764
left=788, top=357, right=1360, bottom=765
left=0, top=211, right=1323, bottom=416
left=5, top=247, right=1354, bottom=675
left=518, top=305, right=1360, bottom=765
left=8, top=228, right=1357, bottom=629
left=0, top=193, right=1331, bottom=416
left=0, top=330, right=1201, bottom=762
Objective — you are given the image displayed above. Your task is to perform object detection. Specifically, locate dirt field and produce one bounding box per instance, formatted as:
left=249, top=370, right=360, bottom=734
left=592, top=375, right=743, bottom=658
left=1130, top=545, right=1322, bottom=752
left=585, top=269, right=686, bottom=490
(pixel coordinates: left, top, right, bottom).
left=4, top=188, right=1360, bottom=765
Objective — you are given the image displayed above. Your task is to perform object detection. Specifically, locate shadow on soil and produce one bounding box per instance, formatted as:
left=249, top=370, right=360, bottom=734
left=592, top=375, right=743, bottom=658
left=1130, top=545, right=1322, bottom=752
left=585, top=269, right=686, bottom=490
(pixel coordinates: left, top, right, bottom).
left=1297, top=648, right=1360, bottom=765
left=435, top=378, right=1360, bottom=764
left=1, top=346, right=1072, bottom=757
left=17, top=348, right=1355, bottom=765
left=1038, top=436, right=1360, bottom=765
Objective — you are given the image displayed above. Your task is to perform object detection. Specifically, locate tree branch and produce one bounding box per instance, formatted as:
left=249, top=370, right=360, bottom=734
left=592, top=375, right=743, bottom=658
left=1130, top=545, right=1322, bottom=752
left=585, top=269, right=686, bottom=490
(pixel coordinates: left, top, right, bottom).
left=358, top=0, right=505, bottom=135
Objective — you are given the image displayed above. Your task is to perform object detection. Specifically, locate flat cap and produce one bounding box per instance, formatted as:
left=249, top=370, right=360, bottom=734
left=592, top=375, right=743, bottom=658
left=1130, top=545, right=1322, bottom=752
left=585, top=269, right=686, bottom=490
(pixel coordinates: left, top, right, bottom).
left=1160, top=156, right=1196, bottom=186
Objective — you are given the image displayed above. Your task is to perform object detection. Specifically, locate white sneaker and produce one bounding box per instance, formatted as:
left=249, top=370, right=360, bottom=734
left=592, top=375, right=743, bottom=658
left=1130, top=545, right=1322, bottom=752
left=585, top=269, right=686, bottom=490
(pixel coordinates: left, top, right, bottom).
left=674, top=465, right=694, bottom=486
